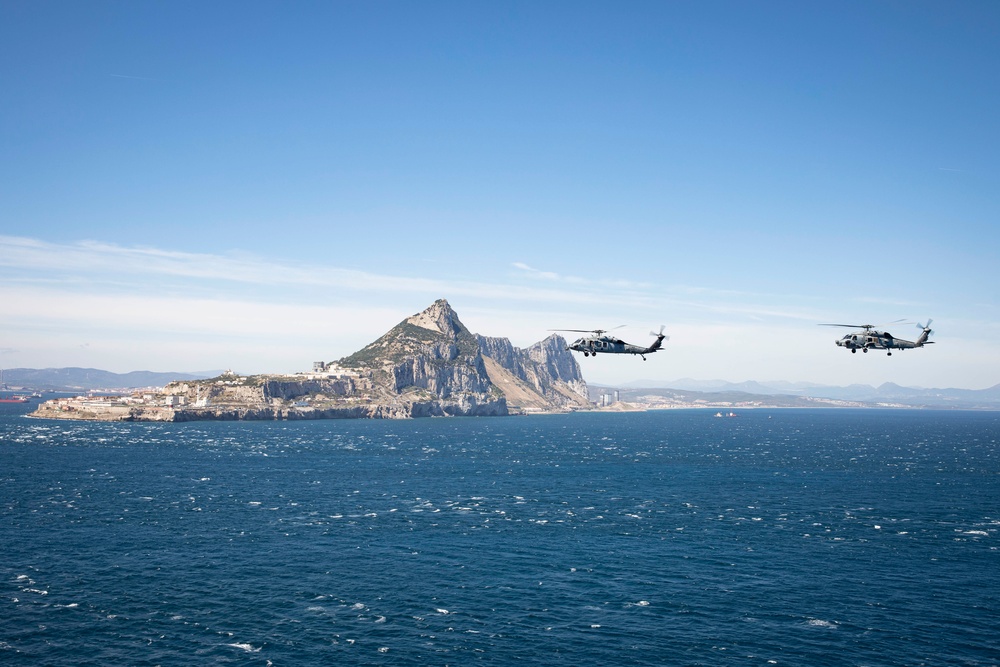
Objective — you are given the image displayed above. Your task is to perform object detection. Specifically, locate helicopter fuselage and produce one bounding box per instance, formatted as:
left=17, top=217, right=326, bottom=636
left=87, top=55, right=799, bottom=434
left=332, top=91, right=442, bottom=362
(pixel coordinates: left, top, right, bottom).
left=568, top=333, right=665, bottom=360
left=834, top=326, right=933, bottom=355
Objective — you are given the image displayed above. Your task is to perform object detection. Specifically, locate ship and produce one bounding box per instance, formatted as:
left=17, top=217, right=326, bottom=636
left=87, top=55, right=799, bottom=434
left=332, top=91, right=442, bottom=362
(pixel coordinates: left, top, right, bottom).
left=0, top=369, right=30, bottom=402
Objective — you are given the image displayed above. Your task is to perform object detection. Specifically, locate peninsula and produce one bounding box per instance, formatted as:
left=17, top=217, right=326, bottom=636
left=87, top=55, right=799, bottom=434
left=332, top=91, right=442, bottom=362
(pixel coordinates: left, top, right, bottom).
left=31, top=300, right=590, bottom=421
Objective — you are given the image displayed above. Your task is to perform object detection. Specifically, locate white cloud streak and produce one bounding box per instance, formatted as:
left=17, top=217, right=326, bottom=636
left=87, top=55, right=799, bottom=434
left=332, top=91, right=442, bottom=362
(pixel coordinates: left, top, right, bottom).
left=1, top=236, right=822, bottom=321
left=4, top=235, right=990, bottom=386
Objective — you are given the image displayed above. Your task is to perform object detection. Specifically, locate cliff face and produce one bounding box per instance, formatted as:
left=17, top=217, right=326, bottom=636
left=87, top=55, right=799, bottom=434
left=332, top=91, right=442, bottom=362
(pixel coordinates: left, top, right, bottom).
left=477, top=333, right=590, bottom=412
left=337, top=299, right=506, bottom=415
left=32, top=299, right=590, bottom=421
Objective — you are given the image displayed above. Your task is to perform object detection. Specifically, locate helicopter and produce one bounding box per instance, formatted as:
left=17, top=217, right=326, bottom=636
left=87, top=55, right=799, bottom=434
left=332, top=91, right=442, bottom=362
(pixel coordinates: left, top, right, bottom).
left=551, top=326, right=668, bottom=361
left=820, top=320, right=935, bottom=356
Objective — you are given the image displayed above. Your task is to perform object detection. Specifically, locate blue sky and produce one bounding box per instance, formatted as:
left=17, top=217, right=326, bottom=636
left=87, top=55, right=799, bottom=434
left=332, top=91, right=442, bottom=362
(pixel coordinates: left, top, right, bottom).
left=2, top=1, right=999, bottom=389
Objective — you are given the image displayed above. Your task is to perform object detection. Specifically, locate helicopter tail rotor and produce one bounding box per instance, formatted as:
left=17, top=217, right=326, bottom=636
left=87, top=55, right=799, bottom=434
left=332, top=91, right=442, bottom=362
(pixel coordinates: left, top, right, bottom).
left=915, top=319, right=935, bottom=346
left=644, top=325, right=669, bottom=353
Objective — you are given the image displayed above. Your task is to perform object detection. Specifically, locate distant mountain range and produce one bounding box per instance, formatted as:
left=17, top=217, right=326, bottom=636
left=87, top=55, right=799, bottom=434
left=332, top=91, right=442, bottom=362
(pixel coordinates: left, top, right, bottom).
left=605, top=378, right=1000, bottom=409
left=1, top=367, right=216, bottom=391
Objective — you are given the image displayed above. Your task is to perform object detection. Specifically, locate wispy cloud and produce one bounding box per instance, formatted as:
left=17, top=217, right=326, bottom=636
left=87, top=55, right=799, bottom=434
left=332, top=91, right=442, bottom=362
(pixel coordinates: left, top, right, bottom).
left=1, top=235, right=991, bottom=386
left=511, top=262, right=652, bottom=290
left=0, top=235, right=844, bottom=374
left=510, top=259, right=824, bottom=322
left=0, top=236, right=667, bottom=310
left=0, top=236, right=835, bottom=324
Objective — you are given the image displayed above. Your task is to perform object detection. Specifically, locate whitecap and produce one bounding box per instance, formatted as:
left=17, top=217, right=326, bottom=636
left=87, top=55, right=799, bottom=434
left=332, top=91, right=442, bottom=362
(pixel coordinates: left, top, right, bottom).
left=807, top=619, right=837, bottom=629
left=226, top=642, right=261, bottom=652
left=435, top=608, right=450, bottom=615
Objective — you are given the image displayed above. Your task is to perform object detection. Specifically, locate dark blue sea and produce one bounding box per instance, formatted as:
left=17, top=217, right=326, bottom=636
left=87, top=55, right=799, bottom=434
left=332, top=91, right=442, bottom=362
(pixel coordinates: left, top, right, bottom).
left=2, top=404, right=999, bottom=666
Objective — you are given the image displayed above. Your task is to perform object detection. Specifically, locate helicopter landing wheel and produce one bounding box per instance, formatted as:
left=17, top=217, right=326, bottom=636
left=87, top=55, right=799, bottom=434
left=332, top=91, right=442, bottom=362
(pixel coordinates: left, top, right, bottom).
left=863, top=348, right=868, bottom=353
left=851, top=349, right=856, bottom=354
left=887, top=352, right=892, bottom=356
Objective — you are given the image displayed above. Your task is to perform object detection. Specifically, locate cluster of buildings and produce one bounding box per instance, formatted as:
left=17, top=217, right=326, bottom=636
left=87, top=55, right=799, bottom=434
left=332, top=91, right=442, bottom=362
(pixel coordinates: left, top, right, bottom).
left=595, top=389, right=621, bottom=407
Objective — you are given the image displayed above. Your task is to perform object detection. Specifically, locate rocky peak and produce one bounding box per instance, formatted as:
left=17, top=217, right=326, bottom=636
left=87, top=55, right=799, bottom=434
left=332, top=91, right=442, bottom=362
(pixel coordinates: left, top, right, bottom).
left=334, top=299, right=588, bottom=415
left=405, top=299, right=466, bottom=338
left=338, top=299, right=479, bottom=369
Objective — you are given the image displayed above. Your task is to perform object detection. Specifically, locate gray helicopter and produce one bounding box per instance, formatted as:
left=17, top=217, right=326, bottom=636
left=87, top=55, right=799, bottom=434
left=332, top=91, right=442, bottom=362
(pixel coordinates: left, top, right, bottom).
left=820, top=320, right=935, bottom=356
left=552, top=326, right=668, bottom=361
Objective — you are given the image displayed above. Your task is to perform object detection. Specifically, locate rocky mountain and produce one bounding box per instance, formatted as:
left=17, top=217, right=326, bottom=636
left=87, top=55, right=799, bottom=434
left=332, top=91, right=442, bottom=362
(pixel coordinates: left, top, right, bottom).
left=336, top=299, right=588, bottom=415
left=32, top=299, right=590, bottom=421
left=333, top=299, right=506, bottom=416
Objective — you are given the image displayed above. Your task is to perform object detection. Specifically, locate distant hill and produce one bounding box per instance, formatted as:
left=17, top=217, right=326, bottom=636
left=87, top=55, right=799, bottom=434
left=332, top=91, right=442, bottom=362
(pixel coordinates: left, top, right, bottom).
left=2, top=367, right=214, bottom=391
left=604, top=379, right=1000, bottom=410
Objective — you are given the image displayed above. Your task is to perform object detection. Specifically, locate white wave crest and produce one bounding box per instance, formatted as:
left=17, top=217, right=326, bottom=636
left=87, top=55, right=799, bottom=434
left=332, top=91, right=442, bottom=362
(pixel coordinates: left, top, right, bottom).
left=226, top=642, right=261, bottom=652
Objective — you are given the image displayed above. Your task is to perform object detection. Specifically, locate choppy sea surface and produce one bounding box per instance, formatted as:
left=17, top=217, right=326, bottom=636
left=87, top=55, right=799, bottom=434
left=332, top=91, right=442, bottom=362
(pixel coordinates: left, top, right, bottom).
left=2, top=404, right=999, bottom=666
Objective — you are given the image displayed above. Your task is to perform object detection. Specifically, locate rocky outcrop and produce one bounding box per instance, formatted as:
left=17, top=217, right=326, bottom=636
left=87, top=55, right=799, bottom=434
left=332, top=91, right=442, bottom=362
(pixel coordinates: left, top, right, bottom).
left=477, top=333, right=589, bottom=411
left=337, top=299, right=507, bottom=415
left=32, top=299, right=590, bottom=421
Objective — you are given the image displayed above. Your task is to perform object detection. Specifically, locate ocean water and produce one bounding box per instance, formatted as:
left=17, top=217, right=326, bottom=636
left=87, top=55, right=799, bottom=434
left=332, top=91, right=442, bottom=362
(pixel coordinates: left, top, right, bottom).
left=2, top=405, right=999, bottom=666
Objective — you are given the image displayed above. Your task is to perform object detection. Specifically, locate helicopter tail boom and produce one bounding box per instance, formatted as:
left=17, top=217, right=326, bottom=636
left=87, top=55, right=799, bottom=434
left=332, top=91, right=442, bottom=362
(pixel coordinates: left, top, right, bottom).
left=644, top=326, right=669, bottom=354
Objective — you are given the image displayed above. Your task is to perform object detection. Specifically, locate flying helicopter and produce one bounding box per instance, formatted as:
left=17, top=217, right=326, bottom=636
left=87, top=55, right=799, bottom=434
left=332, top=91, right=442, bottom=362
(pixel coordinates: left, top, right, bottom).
left=551, top=326, right=668, bottom=361
left=820, top=320, right=935, bottom=356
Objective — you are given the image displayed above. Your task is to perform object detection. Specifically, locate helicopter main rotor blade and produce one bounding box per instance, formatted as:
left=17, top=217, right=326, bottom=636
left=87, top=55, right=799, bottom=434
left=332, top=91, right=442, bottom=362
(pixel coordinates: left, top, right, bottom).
left=549, top=325, right=626, bottom=334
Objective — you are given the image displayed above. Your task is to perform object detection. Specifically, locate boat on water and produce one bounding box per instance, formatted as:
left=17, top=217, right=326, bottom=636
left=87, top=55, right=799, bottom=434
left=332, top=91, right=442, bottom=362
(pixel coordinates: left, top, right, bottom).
left=0, top=369, right=31, bottom=402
